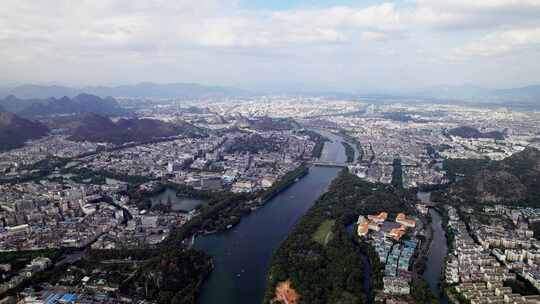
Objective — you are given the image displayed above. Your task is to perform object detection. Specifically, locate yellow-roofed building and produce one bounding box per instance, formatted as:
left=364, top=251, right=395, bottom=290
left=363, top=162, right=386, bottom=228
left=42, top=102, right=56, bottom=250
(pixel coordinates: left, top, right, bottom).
left=357, top=222, right=369, bottom=236
left=368, top=212, right=388, bottom=223
left=395, top=213, right=416, bottom=228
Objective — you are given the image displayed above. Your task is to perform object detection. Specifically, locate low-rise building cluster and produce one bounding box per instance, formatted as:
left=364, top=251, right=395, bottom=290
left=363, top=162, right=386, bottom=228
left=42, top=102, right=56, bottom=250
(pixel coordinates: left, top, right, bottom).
left=356, top=212, right=420, bottom=297
left=444, top=205, right=540, bottom=303
left=0, top=257, right=52, bottom=295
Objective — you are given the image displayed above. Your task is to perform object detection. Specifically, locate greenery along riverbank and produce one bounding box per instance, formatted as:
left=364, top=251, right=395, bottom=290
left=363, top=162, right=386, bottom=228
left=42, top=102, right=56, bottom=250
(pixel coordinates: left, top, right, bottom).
left=299, top=130, right=329, bottom=158
left=128, top=164, right=310, bottom=302
left=391, top=158, right=403, bottom=189
left=342, top=141, right=355, bottom=163
left=263, top=170, right=414, bottom=304
left=338, top=130, right=363, bottom=162
left=164, top=164, right=310, bottom=245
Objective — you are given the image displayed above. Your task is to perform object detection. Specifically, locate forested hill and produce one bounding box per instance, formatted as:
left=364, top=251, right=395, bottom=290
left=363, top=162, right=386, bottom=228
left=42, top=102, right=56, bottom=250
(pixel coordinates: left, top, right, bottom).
left=68, top=113, right=206, bottom=144
left=0, top=112, right=49, bottom=151
left=263, top=170, right=413, bottom=304
left=437, top=147, right=540, bottom=206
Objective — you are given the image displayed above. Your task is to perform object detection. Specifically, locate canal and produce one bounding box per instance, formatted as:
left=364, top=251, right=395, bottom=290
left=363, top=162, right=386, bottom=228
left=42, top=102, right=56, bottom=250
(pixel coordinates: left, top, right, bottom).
left=194, top=130, right=348, bottom=304
left=418, top=191, right=449, bottom=304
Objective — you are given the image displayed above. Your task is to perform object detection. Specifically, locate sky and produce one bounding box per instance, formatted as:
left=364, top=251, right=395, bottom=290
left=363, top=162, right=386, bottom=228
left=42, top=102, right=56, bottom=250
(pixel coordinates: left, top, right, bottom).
left=2, top=0, right=540, bottom=92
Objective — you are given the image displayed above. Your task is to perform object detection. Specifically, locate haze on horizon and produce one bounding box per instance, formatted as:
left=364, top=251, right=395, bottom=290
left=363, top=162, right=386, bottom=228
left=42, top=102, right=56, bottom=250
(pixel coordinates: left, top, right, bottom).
left=2, top=0, right=540, bottom=92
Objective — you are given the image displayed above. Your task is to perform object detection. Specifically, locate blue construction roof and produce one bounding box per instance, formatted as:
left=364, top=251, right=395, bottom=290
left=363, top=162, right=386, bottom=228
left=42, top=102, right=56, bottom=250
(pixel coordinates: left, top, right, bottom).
left=60, top=294, right=78, bottom=302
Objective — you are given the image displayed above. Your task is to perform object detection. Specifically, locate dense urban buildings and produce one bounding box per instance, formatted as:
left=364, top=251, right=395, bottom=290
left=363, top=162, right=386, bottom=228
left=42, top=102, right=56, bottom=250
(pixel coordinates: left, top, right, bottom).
left=1, top=92, right=540, bottom=304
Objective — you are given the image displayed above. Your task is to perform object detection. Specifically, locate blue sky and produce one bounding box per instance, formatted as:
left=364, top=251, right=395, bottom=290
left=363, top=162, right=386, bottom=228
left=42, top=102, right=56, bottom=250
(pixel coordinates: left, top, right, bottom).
left=2, top=0, right=540, bottom=91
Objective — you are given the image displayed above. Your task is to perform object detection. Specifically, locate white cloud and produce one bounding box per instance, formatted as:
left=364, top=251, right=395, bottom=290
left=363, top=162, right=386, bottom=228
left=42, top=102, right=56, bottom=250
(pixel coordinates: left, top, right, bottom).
left=413, top=0, right=540, bottom=30
left=2, top=0, right=540, bottom=88
left=3, top=0, right=539, bottom=56
left=454, top=27, right=540, bottom=58
left=177, top=3, right=406, bottom=48
left=360, top=31, right=391, bottom=42
left=0, top=0, right=407, bottom=55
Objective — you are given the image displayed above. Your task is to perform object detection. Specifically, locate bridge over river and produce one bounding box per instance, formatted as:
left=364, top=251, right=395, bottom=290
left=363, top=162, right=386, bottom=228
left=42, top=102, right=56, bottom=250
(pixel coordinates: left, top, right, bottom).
left=309, top=161, right=353, bottom=168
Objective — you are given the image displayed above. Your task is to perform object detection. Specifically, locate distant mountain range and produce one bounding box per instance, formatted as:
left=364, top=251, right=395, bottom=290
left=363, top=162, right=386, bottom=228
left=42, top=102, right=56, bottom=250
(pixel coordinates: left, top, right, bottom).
left=0, top=94, right=127, bottom=117
left=404, top=84, right=540, bottom=109
left=0, top=83, right=247, bottom=99
left=2, top=82, right=540, bottom=109
left=68, top=113, right=206, bottom=144
left=0, top=112, right=49, bottom=151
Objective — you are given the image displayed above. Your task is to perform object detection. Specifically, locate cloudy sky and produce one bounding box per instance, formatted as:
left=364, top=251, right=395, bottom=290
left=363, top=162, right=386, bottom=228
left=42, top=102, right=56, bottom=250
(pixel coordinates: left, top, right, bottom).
left=2, top=0, right=540, bottom=91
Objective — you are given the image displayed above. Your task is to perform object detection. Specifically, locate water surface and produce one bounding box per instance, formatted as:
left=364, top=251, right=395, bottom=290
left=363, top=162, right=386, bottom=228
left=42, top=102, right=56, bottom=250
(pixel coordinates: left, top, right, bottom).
left=418, top=192, right=449, bottom=304
left=150, top=187, right=205, bottom=212
left=195, top=167, right=340, bottom=303
left=195, top=131, right=347, bottom=304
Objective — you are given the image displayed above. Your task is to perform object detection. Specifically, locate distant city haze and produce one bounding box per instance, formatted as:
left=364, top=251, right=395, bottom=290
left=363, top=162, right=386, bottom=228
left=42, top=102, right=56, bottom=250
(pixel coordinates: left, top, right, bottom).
left=2, top=0, right=540, bottom=92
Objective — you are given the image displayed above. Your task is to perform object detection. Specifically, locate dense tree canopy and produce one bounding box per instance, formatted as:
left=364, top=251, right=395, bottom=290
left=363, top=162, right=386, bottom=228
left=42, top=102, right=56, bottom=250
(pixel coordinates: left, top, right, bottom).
left=264, top=170, right=413, bottom=304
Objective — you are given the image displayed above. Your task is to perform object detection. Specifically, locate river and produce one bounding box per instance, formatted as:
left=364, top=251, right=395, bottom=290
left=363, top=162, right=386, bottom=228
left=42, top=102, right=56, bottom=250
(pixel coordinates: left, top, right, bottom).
left=317, top=129, right=360, bottom=163
left=418, top=191, right=449, bottom=304
left=194, top=130, right=348, bottom=304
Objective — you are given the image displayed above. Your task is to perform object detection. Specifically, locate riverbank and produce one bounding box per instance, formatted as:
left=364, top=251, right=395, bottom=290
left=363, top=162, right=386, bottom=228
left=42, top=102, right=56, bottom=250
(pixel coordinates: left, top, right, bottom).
left=342, top=141, right=355, bottom=163
left=300, top=130, right=329, bottom=159
left=258, top=165, right=309, bottom=203
left=419, top=192, right=450, bottom=304
left=195, top=166, right=342, bottom=304
left=337, top=129, right=364, bottom=162
left=164, top=164, right=312, bottom=245
left=263, top=171, right=412, bottom=304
